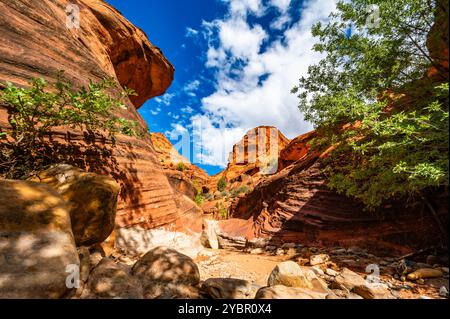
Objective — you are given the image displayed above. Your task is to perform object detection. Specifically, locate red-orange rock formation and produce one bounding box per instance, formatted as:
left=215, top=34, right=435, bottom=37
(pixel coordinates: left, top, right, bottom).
left=210, top=126, right=290, bottom=191
left=0, top=0, right=200, bottom=235
left=278, top=130, right=316, bottom=171
left=150, top=132, right=211, bottom=200
left=214, top=1, right=449, bottom=256
left=228, top=146, right=448, bottom=255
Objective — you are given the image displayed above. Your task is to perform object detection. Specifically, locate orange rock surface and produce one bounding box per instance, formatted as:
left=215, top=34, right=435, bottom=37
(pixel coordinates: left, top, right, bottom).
left=0, top=0, right=200, bottom=233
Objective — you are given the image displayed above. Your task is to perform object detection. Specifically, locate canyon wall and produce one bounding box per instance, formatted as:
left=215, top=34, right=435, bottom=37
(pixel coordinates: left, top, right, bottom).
left=0, top=0, right=201, bottom=236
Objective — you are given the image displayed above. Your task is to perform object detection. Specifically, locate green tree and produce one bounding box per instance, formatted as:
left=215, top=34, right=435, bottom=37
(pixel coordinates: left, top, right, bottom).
left=292, top=0, right=449, bottom=208
left=0, top=76, right=139, bottom=179
left=217, top=176, right=227, bottom=192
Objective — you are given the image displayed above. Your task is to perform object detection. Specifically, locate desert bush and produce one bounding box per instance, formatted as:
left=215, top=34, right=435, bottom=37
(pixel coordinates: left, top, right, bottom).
left=176, top=162, right=186, bottom=172
left=217, top=176, right=227, bottom=192
left=0, top=76, right=139, bottom=179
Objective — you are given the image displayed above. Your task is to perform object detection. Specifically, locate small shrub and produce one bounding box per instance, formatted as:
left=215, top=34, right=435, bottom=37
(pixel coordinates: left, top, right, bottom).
left=204, top=192, right=213, bottom=201
left=0, top=76, right=139, bottom=179
left=219, top=206, right=229, bottom=219
left=194, top=194, right=203, bottom=206
left=176, top=162, right=186, bottom=172
left=217, top=176, right=227, bottom=192
left=230, top=185, right=249, bottom=197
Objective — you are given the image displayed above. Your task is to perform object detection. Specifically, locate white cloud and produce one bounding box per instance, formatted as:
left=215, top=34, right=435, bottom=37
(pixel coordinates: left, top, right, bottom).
left=189, top=0, right=336, bottom=167
left=270, top=0, right=291, bottom=12
left=185, top=27, right=199, bottom=37
left=224, top=0, right=264, bottom=16
left=155, top=93, right=175, bottom=106
left=181, top=106, right=194, bottom=114
left=167, top=123, right=188, bottom=140
left=184, top=80, right=200, bottom=97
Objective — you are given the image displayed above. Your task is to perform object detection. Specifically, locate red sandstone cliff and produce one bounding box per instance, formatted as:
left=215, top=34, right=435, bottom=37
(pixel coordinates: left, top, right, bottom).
left=150, top=132, right=211, bottom=199
left=0, top=0, right=200, bottom=233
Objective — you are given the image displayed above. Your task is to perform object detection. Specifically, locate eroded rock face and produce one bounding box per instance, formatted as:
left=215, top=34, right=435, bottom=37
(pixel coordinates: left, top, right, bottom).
left=219, top=126, right=290, bottom=186
left=278, top=131, right=316, bottom=171
left=0, top=180, right=79, bottom=299
left=150, top=132, right=210, bottom=199
left=31, top=164, right=120, bottom=246
left=0, top=0, right=202, bottom=234
left=230, top=149, right=448, bottom=255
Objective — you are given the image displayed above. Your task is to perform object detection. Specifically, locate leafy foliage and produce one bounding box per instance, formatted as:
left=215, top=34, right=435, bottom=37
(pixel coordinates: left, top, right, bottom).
left=292, top=0, right=449, bottom=208
left=230, top=185, right=249, bottom=198
left=194, top=193, right=204, bottom=206
left=0, top=76, right=140, bottom=179
left=217, top=176, right=227, bottom=192
left=176, top=162, right=186, bottom=172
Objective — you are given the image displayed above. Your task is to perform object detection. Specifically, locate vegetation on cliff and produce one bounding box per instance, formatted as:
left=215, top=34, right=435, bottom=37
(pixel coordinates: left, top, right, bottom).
left=293, top=0, right=449, bottom=208
left=0, top=76, right=139, bottom=179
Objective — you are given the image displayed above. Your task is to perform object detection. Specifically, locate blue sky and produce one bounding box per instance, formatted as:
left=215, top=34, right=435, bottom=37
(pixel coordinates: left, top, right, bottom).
left=106, top=0, right=336, bottom=175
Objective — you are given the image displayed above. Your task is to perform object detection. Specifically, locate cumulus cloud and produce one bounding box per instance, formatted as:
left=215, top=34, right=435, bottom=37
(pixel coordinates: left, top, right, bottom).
left=188, top=0, right=336, bottom=167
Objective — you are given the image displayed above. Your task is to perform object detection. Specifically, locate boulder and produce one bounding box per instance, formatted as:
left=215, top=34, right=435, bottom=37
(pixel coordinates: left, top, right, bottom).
left=332, top=268, right=394, bottom=299
left=407, top=268, right=443, bottom=281
left=0, top=180, right=79, bottom=299
left=202, top=278, right=259, bottom=299
left=331, top=268, right=367, bottom=291
left=267, top=261, right=328, bottom=292
left=310, top=254, right=330, bottom=266
left=201, top=220, right=220, bottom=250
left=85, top=258, right=143, bottom=299
left=132, top=246, right=200, bottom=298
left=255, top=285, right=328, bottom=299
left=31, top=164, right=120, bottom=246
left=141, top=282, right=201, bottom=299
left=352, top=284, right=394, bottom=299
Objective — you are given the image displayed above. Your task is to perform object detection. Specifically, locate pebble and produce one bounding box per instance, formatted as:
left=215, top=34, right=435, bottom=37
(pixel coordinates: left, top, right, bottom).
left=285, top=248, right=297, bottom=256
left=310, top=254, right=330, bottom=266
left=326, top=268, right=339, bottom=276
left=250, top=248, right=264, bottom=255
left=275, top=248, right=285, bottom=256
left=281, top=243, right=297, bottom=249
left=415, top=262, right=432, bottom=269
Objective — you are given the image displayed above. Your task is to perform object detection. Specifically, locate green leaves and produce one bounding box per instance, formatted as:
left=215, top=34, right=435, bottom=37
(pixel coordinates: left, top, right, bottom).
left=0, top=76, right=141, bottom=179
left=293, top=0, right=448, bottom=209
left=217, top=176, right=227, bottom=192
